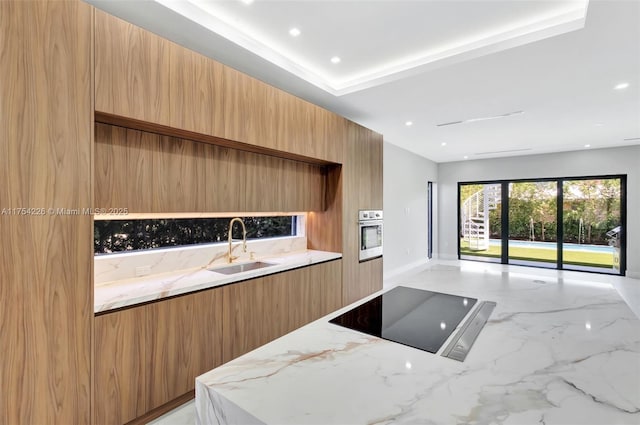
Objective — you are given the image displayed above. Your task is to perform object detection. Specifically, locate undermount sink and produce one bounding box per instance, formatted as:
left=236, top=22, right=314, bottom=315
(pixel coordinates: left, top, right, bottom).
left=207, top=261, right=277, bottom=275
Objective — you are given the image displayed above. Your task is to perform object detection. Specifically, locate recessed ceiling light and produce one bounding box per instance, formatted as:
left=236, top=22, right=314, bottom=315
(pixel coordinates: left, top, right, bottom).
left=584, top=144, right=591, bottom=148
left=289, top=27, right=301, bottom=37
left=239, top=0, right=254, bottom=4
left=441, top=142, right=447, bottom=146
left=330, top=56, right=341, bottom=64
left=405, top=121, right=413, bottom=127
left=614, top=82, right=630, bottom=90
left=463, top=155, right=469, bottom=160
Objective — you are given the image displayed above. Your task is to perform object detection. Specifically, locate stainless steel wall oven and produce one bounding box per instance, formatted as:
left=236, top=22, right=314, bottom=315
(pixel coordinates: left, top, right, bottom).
left=359, top=210, right=383, bottom=262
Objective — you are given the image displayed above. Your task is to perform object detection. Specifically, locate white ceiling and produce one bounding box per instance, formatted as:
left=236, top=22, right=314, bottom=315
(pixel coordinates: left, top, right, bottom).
left=87, top=0, right=640, bottom=163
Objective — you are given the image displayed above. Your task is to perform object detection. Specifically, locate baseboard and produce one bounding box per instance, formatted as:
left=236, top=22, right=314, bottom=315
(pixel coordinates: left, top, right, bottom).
left=125, top=391, right=194, bottom=425
left=383, top=259, right=432, bottom=282
left=627, top=270, right=640, bottom=279
left=438, top=253, right=458, bottom=261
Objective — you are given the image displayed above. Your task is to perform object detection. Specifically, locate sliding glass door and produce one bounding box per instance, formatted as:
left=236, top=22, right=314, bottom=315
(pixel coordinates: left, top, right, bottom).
left=458, top=175, right=625, bottom=275
left=508, top=181, right=558, bottom=268
left=460, top=183, right=502, bottom=263
left=562, top=178, right=623, bottom=273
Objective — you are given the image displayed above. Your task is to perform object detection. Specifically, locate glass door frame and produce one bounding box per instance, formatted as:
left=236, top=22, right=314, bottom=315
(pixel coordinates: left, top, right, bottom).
left=457, top=174, right=627, bottom=276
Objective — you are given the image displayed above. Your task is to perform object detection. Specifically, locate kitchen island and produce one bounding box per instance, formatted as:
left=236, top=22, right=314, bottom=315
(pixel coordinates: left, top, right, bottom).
left=196, top=263, right=640, bottom=424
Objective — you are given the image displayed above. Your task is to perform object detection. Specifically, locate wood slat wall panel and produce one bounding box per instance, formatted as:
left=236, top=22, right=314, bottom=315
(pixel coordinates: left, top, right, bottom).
left=95, top=10, right=170, bottom=124
left=146, top=289, right=223, bottom=410
left=0, top=1, right=93, bottom=423
left=95, top=124, right=327, bottom=213
left=94, top=307, right=147, bottom=425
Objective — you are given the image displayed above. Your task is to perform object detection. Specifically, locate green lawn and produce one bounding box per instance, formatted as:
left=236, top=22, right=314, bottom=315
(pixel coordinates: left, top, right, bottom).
left=460, top=240, right=614, bottom=268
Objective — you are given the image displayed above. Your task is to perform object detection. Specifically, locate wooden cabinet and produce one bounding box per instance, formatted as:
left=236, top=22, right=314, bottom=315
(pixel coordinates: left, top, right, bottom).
left=341, top=122, right=384, bottom=306
left=95, top=10, right=170, bottom=124
left=222, top=260, right=342, bottom=362
left=93, top=262, right=340, bottom=422
left=0, top=1, right=93, bottom=423
left=169, top=44, right=225, bottom=136
left=94, top=288, right=223, bottom=424
left=94, top=11, right=345, bottom=163
left=146, top=289, right=223, bottom=410
left=343, top=257, right=383, bottom=306
left=94, top=306, right=147, bottom=425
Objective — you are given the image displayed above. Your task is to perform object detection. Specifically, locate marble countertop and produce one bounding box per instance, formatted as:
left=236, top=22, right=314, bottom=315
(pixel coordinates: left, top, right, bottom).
left=196, top=263, right=640, bottom=425
left=94, top=250, right=341, bottom=313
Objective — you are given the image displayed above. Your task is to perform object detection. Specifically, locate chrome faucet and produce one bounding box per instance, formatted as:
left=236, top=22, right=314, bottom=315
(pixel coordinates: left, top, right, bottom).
left=228, top=217, right=247, bottom=263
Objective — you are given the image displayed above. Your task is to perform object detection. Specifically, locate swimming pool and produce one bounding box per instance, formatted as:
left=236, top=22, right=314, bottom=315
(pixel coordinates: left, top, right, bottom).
left=488, top=239, right=614, bottom=253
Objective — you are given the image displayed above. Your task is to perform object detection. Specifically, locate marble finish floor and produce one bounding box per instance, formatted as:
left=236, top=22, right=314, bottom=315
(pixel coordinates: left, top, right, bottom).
left=152, top=260, right=640, bottom=424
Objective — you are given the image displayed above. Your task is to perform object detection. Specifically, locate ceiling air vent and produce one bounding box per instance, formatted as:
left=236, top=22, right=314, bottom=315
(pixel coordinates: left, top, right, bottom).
left=474, top=148, right=532, bottom=155
left=436, top=110, right=524, bottom=127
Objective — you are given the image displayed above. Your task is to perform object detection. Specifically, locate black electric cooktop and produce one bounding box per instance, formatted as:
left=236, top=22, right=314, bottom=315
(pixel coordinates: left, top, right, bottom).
left=329, top=286, right=477, bottom=353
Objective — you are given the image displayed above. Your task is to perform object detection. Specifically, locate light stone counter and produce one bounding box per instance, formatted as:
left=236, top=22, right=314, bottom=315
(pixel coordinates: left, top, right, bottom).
left=94, top=250, right=341, bottom=313
left=196, top=263, right=640, bottom=425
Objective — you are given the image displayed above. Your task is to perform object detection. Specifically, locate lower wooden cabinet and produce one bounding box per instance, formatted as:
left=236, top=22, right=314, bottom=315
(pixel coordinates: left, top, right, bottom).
left=94, top=306, right=147, bottom=425
left=94, top=288, right=223, bottom=425
left=146, top=289, right=223, bottom=411
left=94, top=259, right=341, bottom=424
left=222, top=260, right=342, bottom=362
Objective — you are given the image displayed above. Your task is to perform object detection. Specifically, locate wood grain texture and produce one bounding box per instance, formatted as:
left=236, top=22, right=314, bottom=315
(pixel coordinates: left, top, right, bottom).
left=307, top=165, right=343, bottom=253
left=95, top=9, right=170, bottom=124
left=96, top=15, right=346, bottom=163
left=221, top=276, right=268, bottom=362
left=94, top=287, right=223, bottom=423
left=95, top=123, right=159, bottom=211
left=146, top=289, right=223, bottom=410
left=95, top=124, right=327, bottom=213
left=221, top=65, right=278, bottom=150
left=126, top=391, right=194, bottom=425
left=95, top=111, right=337, bottom=166
left=222, top=260, right=342, bottom=363
left=94, top=307, right=147, bottom=425
left=0, top=1, right=93, bottom=423
left=341, top=122, right=384, bottom=306
left=203, top=143, right=246, bottom=212
left=152, top=135, right=208, bottom=212
left=169, top=43, right=225, bottom=136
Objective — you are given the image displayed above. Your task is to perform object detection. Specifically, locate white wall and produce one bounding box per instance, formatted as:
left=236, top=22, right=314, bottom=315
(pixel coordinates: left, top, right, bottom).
left=437, top=145, right=640, bottom=277
left=383, top=142, right=438, bottom=278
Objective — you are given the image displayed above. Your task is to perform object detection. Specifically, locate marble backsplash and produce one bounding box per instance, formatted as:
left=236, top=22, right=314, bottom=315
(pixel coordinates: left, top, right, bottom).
left=95, top=236, right=307, bottom=284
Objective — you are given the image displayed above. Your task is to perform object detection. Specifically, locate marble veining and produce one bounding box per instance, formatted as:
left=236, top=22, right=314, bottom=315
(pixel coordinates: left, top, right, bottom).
left=94, top=249, right=341, bottom=312
left=196, top=263, right=640, bottom=425
left=95, top=236, right=307, bottom=284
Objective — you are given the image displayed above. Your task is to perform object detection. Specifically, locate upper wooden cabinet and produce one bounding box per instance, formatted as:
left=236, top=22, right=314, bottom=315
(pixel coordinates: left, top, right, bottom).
left=168, top=44, right=225, bottom=137
left=95, top=10, right=170, bottom=124
left=94, top=11, right=344, bottom=163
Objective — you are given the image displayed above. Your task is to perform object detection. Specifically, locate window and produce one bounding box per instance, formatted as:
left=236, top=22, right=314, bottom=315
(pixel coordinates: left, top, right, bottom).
left=458, top=175, right=626, bottom=275
left=94, top=216, right=297, bottom=255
